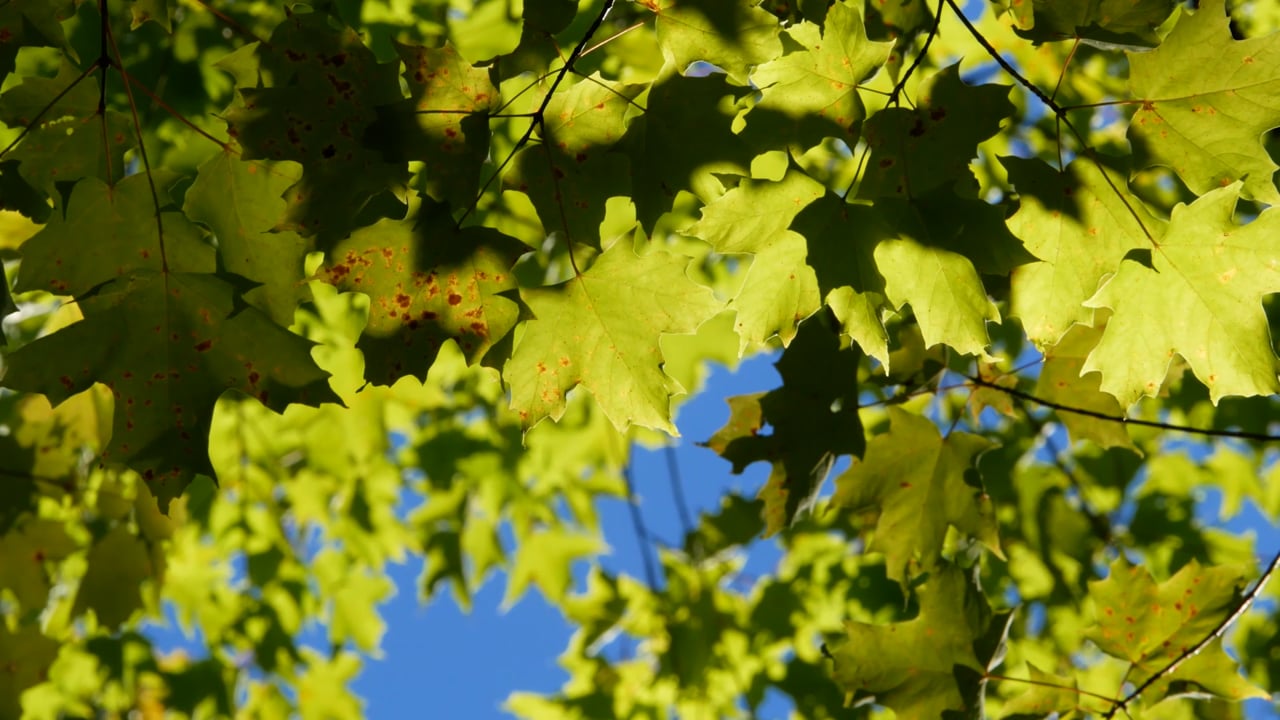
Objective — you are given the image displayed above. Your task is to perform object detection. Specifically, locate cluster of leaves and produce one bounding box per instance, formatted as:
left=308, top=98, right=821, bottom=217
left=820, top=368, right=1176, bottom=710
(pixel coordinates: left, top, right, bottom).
left=2, top=0, right=1280, bottom=717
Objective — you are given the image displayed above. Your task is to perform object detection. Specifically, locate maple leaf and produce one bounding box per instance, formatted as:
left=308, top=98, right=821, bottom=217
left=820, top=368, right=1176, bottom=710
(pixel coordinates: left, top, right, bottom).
left=856, top=64, right=1013, bottom=200
left=1083, top=183, right=1280, bottom=406
left=1035, top=325, right=1140, bottom=452
left=1128, top=0, right=1280, bottom=204
left=833, top=407, right=1002, bottom=586
left=2, top=270, right=340, bottom=508
left=1005, top=156, right=1163, bottom=348
left=506, top=75, right=642, bottom=249
left=687, top=170, right=826, bottom=350
left=15, top=175, right=213, bottom=297
left=127, top=0, right=171, bottom=31
left=184, top=152, right=310, bottom=326
left=0, top=0, right=73, bottom=85
left=702, top=313, right=863, bottom=535
left=623, top=70, right=754, bottom=230
left=1012, top=0, right=1175, bottom=46
left=790, top=193, right=893, bottom=364
left=828, top=563, right=989, bottom=719
left=649, top=0, right=782, bottom=84
left=1085, top=557, right=1267, bottom=705
left=316, top=199, right=527, bottom=383
left=744, top=1, right=891, bottom=151
left=366, top=42, right=499, bottom=208
left=999, top=663, right=1080, bottom=718
left=0, top=63, right=133, bottom=197
left=504, top=241, right=722, bottom=433
left=221, top=10, right=408, bottom=246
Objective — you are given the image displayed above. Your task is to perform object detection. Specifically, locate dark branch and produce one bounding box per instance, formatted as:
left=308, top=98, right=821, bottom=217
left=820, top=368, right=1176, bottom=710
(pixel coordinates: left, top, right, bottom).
left=966, top=374, right=1280, bottom=444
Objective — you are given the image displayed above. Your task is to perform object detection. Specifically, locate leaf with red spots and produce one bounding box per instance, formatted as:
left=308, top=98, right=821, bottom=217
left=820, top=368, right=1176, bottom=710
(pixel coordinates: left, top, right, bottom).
left=827, top=563, right=990, bottom=718
left=833, top=407, right=1002, bottom=587
left=221, top=10, right=408, bottom=246
left=1128, top=0, right=1280, bottom=202
left=505, top=241, right=722, bottom=433
left=15, top=175, right=212, bottom=297
left=366, top=42, right=499, bottom=208
left=701, top=313, right=863, bottom=536
left=505, top=75, right=643, bottom=249
left=744, top=0, right=891, bottom=151
left=3, top=270, right=339, bottom=509
left=316, top=198, right=526, bottom=383
left=1084, top=556, right=1267, bottom=705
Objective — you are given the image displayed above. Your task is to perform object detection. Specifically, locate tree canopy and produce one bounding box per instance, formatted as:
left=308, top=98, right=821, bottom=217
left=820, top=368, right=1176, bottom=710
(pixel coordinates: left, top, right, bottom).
left=2, top=0, right=1280, bottom=717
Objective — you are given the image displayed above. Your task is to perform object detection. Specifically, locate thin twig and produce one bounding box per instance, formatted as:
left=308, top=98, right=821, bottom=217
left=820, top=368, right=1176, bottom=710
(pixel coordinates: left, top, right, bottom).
left=940, top=0, right=1154, bottom=242
left=105, top=7, right=169, bottom=270
left=622, top=461, right=661, bottom=589
left=1104, top=547, right=1280, bottom=718
left=0, top=63, right=97, bottom=159
left=887, top=0, right=944, bottom=107
left=664, top=444, right=696, bottom=543
left=966, top=374, right=1280, bottom=443
left=456, top=0, right=616, bottom=229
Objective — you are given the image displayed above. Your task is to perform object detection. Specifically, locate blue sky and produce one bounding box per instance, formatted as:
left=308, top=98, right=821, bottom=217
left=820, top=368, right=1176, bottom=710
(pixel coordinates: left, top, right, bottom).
left=352, top=354, right=783, bottom=718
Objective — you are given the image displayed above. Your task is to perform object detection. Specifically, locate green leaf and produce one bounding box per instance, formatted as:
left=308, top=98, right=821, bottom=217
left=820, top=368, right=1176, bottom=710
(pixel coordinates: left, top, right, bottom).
left=0, top=0, right=73, bottom=85
left=1013, top=0, right=1175, bottom=46
left=651, top=0, right=782, bottom=84
left=0, top=516, right=77, bottom=613
left=623, top=71, right=754, bottom=229
left=828, top=563, right=989, bottom=719
left=14, top=175, right=211, bottom=297
left=1085, top=557, right=1266, bottom=703
left=184, top=152, right=310, bottom=326
left=999, top=663, right=1080, bottom=718
left=506, top=75, right=642, bottom=249
left=745, top=2, right=891, bottom=151
left=367, top=42, right=499, bottom=208
left=873, top=197, right=1001, bottom=358
left=791, top=192, right=892, bottom=363
left=687, top=169, right=826, bottom=349
left=504, top=241, right=722, bottom=433
left=222, top=10, right=408, bottom=245
left=1083, top=183, right=1280, bottom=406
left=856, top=64, right=1013, bottom=200
left=73, top=526, right=157, bottom=628
left=3, top=270, right=340, bottom=508
left=1128, top=0, right=1280, bottom=204
left=317, top=200, right=526, bottom=383
left=0, top=622, right=59, bottom=719
left=504, top=526, right=603, bottom=608
left=1035, top=325, right=1140, bottom=452
left=127, top=0, right=171, bottom=31
left=833, top=407, right=1001, bottom=586
left=703, top=313, right=863, bottom=535
left=1005, top=156, right=1161, bottom=347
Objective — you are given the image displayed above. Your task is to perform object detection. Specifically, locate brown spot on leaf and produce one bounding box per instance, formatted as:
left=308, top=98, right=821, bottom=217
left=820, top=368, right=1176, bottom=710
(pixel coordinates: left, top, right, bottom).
left=448, top=293, right=462, bottom=306
left=194, top=339, right=213, bottom=352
